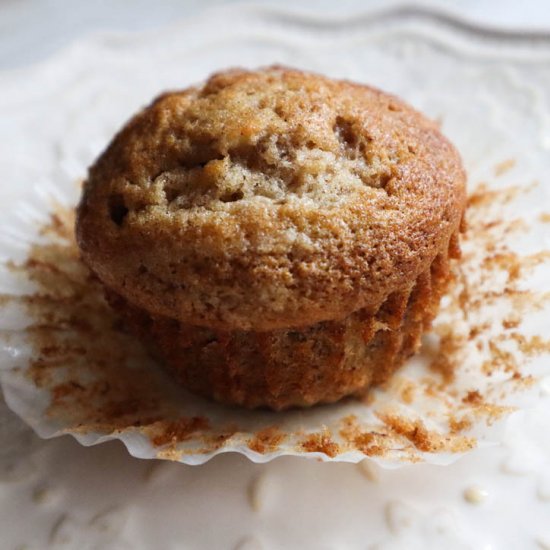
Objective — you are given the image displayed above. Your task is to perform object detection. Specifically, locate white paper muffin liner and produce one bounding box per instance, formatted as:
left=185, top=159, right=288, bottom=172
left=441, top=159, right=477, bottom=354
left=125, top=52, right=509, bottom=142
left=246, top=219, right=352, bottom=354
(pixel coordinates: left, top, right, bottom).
left=1, top=5, right=550, bottom=465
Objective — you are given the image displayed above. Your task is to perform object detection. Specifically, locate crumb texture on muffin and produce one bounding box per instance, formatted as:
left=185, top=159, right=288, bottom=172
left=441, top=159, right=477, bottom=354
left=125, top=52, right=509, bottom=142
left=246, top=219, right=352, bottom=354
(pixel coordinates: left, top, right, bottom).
left=77, top=66, right=466, bottom=332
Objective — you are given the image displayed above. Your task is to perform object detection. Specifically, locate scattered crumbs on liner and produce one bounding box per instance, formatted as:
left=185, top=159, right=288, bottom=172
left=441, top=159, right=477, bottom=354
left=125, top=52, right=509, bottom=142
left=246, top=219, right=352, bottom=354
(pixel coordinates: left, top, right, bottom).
left=234, top=536, right=264, bottom=550
left=384, top=501, right=417, bottom=534
left=247, top=426, right=285, bottom=454
left=248, top=473, right=274, bottom=514
left=494, top=158, right=516, bottom=177
left=300, top=428, right=340, bottom=458
left=463, top=485, right=489, bottom=505
left=380, top=413, right=475, bottom=454
left=357, top=459, right=381, bottom=483
left=148, top=417, right=210, bottom=449
left=3, top=179, right=549, bottom=463
left=538, top=212, right=550, bottom=223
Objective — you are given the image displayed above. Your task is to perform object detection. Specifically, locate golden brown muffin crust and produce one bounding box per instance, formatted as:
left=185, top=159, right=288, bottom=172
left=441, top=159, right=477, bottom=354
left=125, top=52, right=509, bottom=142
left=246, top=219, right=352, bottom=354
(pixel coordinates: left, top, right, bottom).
left=77, top=66, right=466, bottom=331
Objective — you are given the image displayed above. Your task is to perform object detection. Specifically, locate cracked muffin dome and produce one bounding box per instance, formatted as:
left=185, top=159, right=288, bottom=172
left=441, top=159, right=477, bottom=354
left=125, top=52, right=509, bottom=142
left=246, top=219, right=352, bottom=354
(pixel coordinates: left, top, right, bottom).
left=76, top=66, right=466, bottom=409
left=77, top=66, right=465, bottom=333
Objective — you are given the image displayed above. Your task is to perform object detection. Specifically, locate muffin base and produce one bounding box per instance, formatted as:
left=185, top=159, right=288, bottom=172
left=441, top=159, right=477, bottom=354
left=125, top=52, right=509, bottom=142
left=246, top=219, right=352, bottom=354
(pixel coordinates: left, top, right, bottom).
left=106, top=234, right=459, bottom=411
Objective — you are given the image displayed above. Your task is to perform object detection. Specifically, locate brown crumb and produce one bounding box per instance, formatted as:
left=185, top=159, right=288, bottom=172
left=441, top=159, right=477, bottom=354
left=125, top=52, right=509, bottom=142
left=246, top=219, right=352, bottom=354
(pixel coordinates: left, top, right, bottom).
left=379, top=413, right=475, bottom=453
left=149, top=417, right=209, bottom=447
left=300, top=429, right=340, bottom=458
left=449, top=415, right=473, bottom=434
left=472, top=403, right=513, bottom=424
left=512, top=333, right=550, bottom=356
left=380, top=414, right=434, bottom=452
left=339, top=415, right=387, bottom=456
left=502, top=317, right=521, bottom=330
left=467, top=183, right=521, bottom=207
left=399, top=380, right=416, bottom=404
left=494, top=159, right=516, bottom=177
left=429, top=333, right=462, bottom=384
left=486, top=341, right=518, bottom=374
left=248, top=427, right=285, bottom=454
left=463, top=390, right=483, bottom=405
left=482, top=252, right=521, bottom=282
left=461, top=391, right=512, bottom=423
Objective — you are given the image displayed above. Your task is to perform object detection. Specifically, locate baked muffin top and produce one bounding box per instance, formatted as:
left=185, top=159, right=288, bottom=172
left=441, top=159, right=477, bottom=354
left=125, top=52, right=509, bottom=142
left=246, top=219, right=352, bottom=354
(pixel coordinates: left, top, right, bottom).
left=76, top=66, right=466, bottom=331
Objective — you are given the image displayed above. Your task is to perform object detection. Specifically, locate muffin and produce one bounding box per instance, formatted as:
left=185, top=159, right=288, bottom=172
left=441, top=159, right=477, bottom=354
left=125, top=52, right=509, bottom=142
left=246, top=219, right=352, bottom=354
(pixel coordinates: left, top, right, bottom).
left=76, top=66, right=466, bottom=410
